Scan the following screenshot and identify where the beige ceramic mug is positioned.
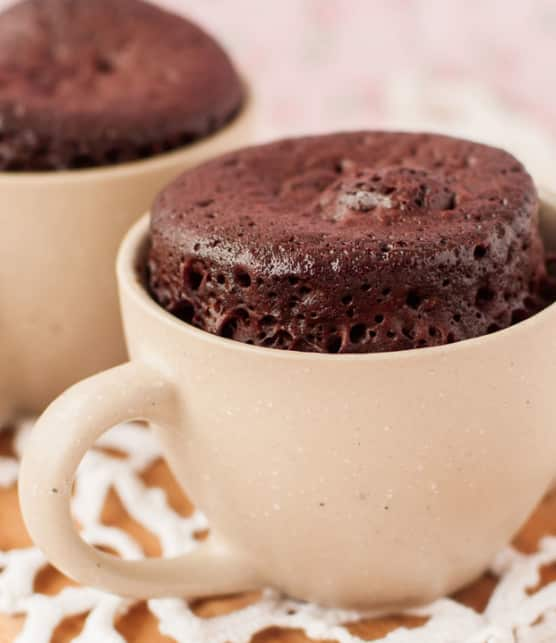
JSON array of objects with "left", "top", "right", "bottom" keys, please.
[
  {"left": 0, "top": 94, "right": 254, "bottom": 423},
  {"left": 19, "top": 191, "right": 556, "bottom": 610}
]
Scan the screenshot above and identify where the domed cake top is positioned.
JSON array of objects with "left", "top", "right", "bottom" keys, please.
[
  {"left": 0, "top": 0, "right": 244, "bottom": 170},
  {"left": 149, "top": 131, "right": 545, "bottom": 353}
]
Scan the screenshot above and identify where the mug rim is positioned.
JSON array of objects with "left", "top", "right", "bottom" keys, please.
[
  {"left": 117, "top": 192, "right": 556, "bottom": 364},
  {"left": 0, "top": 80, "right": 254, "bottom": 186}
]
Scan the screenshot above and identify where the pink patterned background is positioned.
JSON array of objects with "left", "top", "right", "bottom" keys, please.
[
  {"left": 1, "top": 0, "right": 554, "bottom": 181},
  {"left": 157, "top": 0, "right": 556, "bottom": 186}
]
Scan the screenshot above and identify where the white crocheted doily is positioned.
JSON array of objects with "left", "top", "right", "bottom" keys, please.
[{"left": 1, "top": 420, "right": 556, "bottom": 643}]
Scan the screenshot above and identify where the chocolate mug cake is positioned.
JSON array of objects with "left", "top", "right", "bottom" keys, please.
[
  {"left": 0, "top": 0, "right": 244, "bottom": 170},
  {"left": 19, "top": 189, "right": 556, "bottom": 608},
  {"left": 0, "top": 0, "right": 252, "bottom": 419},
  {"left": 149, "top": 131, "right": 549, "bottom": 353}
]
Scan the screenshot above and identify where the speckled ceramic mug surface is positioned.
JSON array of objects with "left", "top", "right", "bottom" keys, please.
[
  {"left": 19, "top": 190, "right": 556, "bottom": 610},
  {"left": 0, "top": 93, "right": 254, "bottom": 423}
]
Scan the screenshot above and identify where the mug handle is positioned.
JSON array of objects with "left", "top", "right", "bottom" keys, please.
[{"left": 19, "top": 362, "right": 263, "bottom": 598}]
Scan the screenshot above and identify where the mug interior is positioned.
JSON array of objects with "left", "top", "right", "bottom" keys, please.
[{"left": 118, "top": 191, "right": 556, "bottom": 363}]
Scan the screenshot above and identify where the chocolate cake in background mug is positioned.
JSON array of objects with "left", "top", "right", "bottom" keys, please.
[
  {"left": 0, "top": 0, "right": 244, "bottom": 170},
  {"left": 0, "top": 0, "right": 252, "bottom": 421},
  {"left": 148, "top": 131, "right": 549, "bottom": 353}
]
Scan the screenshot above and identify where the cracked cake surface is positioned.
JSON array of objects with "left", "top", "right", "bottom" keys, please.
[
  {"left": 0, "top": 0, "right": 244, "bottom": 170},
  {"left": 148, "top": 131, "right": 548, "bottom": 353}
]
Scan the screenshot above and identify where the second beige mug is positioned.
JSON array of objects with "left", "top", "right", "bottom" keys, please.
[
  {"left": 0, "top": 94, "right": 253, "bottom": 423},
  {"left": 19, "top": 192, "right": 556, "bottom": 610}
]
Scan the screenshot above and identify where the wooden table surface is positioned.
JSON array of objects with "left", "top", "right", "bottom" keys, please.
[{"left": 1, "top": 426, "right": 556, "bottom": 643}]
